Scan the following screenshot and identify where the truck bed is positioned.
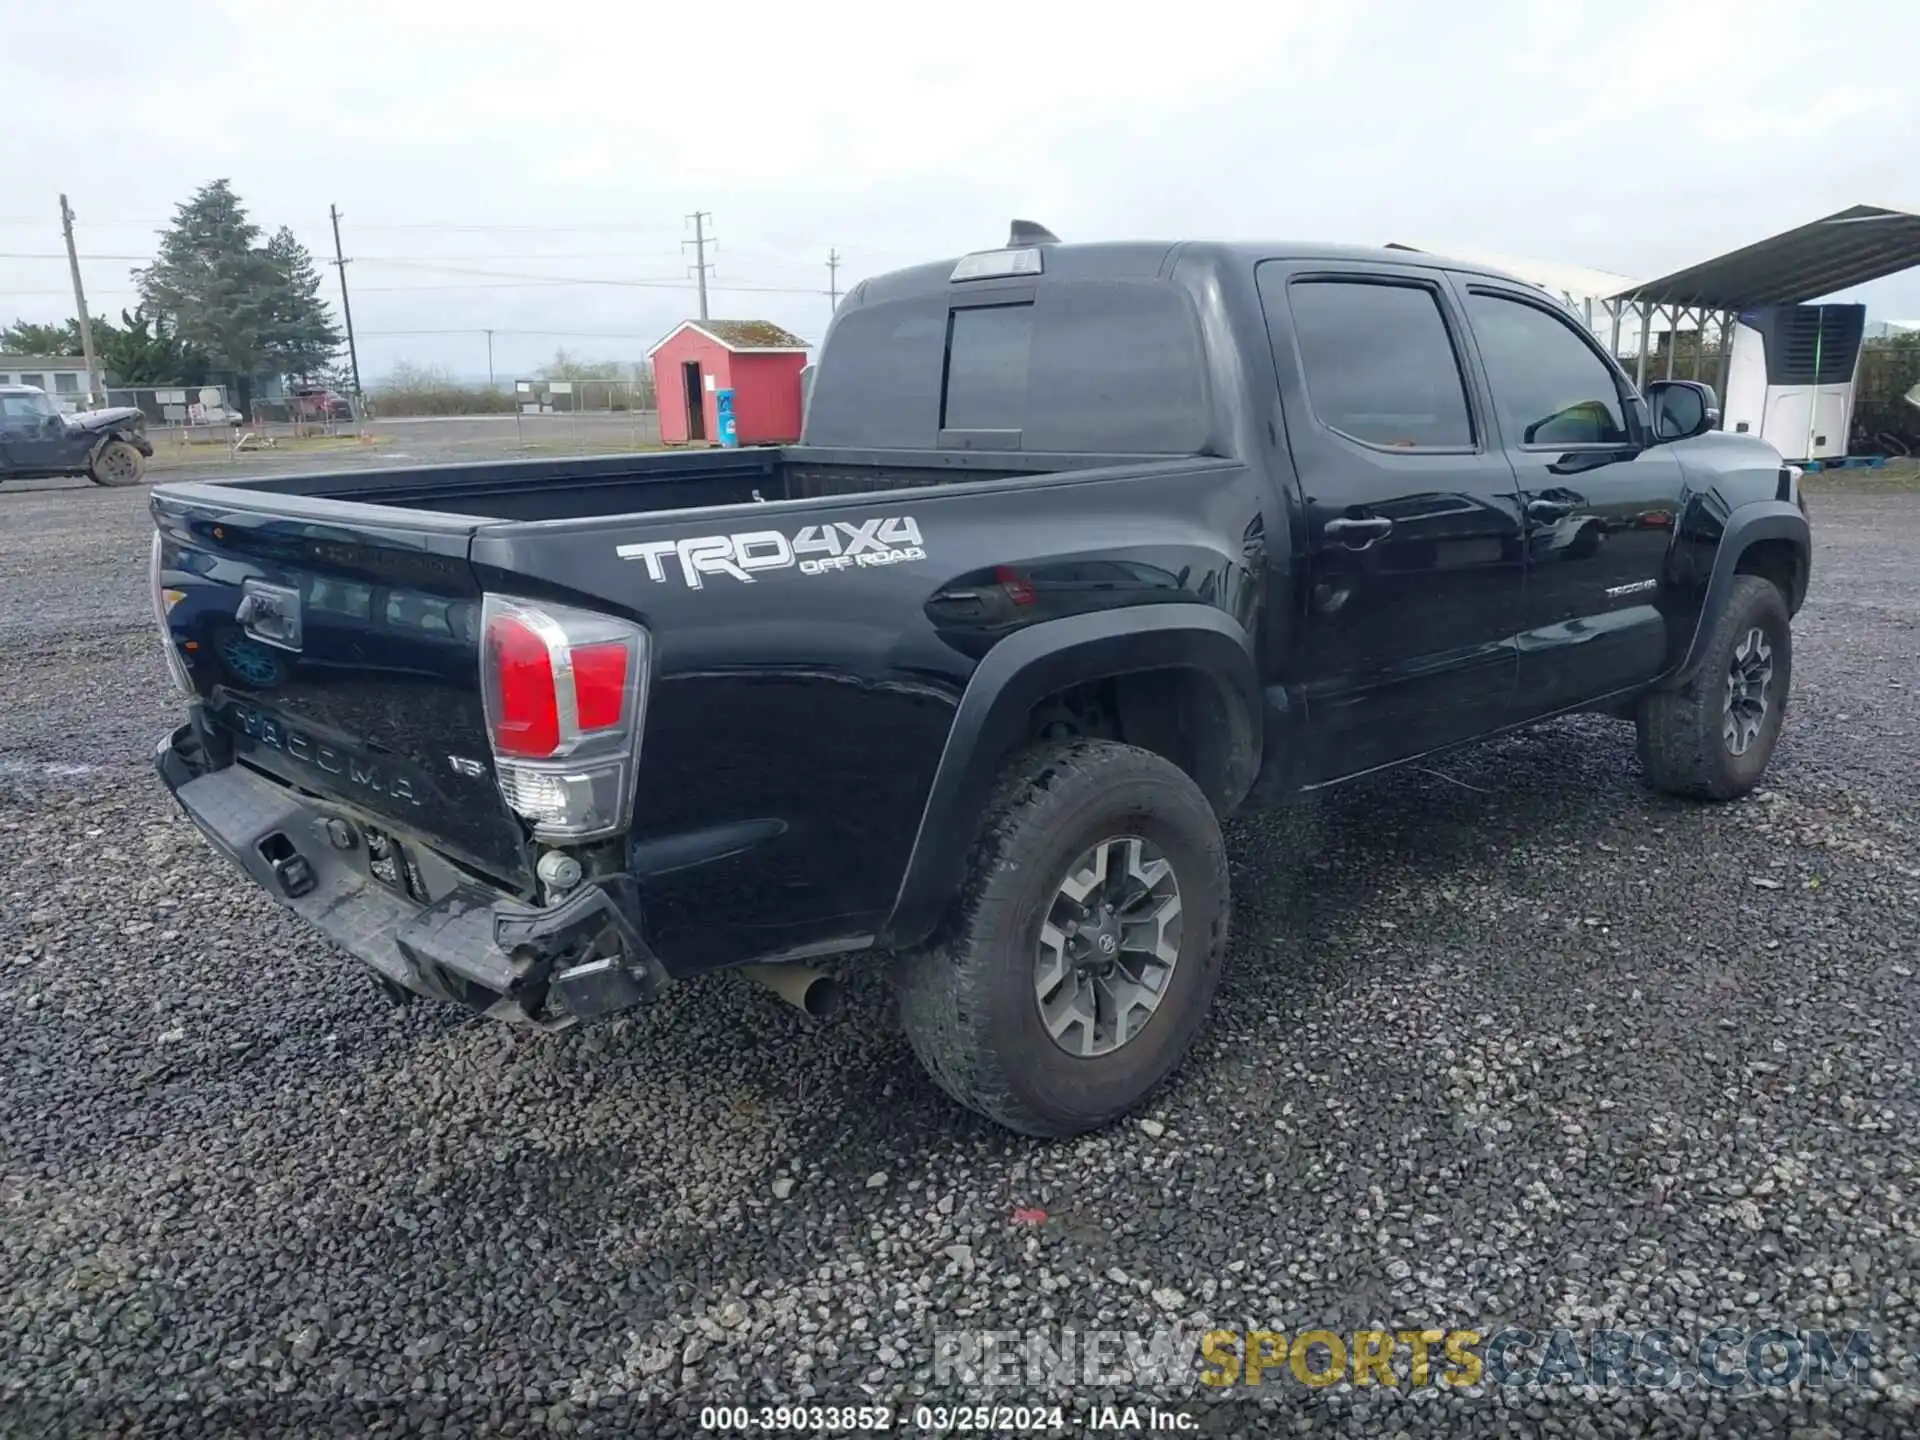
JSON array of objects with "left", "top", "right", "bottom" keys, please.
[{"left": 221, "top": 445, "right": 1062, "bottom": 523}]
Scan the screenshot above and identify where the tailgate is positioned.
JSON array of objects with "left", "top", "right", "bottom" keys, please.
[{"left": 151, "top": 488, "right": 533, "bottom": 889}]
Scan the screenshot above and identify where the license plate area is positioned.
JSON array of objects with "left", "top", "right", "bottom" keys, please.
[{"left": 237, "top": 578, "right": 304, "bottom": 651}]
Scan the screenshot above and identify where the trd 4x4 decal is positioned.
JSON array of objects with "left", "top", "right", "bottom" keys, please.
[{"left": 618, "top": 516, "right": 926, "bottom": 588}]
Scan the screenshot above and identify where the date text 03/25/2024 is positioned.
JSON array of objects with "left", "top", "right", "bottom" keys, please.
[{"left": 695, "top": 1403, "right": 1194, "bottom": 1431}]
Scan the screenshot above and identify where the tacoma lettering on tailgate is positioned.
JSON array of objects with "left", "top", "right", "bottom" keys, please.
[{"left": 228, "top": 704, "right": 423, "bottom": 807}]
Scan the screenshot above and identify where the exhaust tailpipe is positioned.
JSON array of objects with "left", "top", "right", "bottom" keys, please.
[{"left": 742, "top": 963, "right": 841, "bottom": 1019}]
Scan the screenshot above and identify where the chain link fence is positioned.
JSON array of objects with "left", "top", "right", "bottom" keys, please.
[
  {"left": 509, "top": 378, "right": 661, "bottom": 448},
  {"left": 512, "top": 377, "right": 657, "bottom": 414},
  {"left": 97, "top": 385, "right": 251, "bottom": 464},
  {"left": 247, "top": 387, "right": 364, "bottom": 433},
  {"left": 102, "top": 384, "right": 244, "bottom": 431},
  {"left": 87, "top": 382, "right": 379, "bottom": 464}
]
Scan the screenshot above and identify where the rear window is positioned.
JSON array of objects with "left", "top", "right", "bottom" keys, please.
[
  {"left": 806, "top": 279, "right": 1207, "bottom": 454},
  {"left": 942, "top": 305, "right": 1033, "bottom": 432},
  {"left": 1283, "top": 279, "right": 1474, "bottom": 449}
]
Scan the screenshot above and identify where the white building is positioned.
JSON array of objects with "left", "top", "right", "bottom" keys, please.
[{"left": 0, "top": 354, "right": 93, "bottom": 411}]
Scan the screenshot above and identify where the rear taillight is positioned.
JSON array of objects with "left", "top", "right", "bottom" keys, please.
[
  {"left": 486, "top": 610, "right": 562, "bottom": 758},
  {"left": 148, "top": 533, "right": 193, "bottom": 696},
  {"left": 478, "top": 594, "right": 650, "bottom": 842}
]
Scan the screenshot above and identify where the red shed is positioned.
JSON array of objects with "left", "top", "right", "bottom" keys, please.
[{"left": 647, "top": 319, "right": 810, "bottom": 446}]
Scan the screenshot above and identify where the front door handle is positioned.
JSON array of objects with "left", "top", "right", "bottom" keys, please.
[
  {"left": 1323, "top": 515, "right": 1394, "bottom": 549},
  {"left": 1527, "top": 499, "right": 1575, "bottom": 521}
]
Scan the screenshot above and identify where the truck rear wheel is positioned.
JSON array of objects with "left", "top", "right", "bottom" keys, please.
[
  {"left": 88, "top": 440, "right": 147, "bottom": 487},
  {"left": 1637, "top": 573, "right": 1792, "bottom": 800},
  {"left": 894, "top": 740, "right": 1229, "bottom": 1138}
]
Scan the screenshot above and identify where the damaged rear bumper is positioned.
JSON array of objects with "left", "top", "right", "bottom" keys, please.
[{"left": 153, "top": 722, "right": 668, "bottom": 1026}]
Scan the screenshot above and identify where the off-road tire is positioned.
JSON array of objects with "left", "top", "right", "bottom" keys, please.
[
  {"left": 87, "top": 440, "right": 147, "bottom": 487},
  {"left": 894, "top": 739, "right": 1230, "bottom": 1138},
  {"left": 1637, "top": 574, "right": 1792, "bottom": 800}
]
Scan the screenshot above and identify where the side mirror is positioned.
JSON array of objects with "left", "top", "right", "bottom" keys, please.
[{"left": 1647, "top": 380, "right": 1719, "bottom": 442}]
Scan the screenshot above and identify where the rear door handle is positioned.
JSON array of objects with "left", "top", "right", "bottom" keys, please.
[
  {"left": 1526, "top": 499, "right": 1575, "bottom": 521},
  {"left": 1323, "top": 515, "right": 1394, "bottom": 548}
]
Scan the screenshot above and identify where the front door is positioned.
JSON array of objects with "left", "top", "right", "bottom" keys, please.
[
  {"left": 1257, "top": 262, "right": 1528, "bottom": 783},
  {"left": 0, "top": 391, "right": 68, "bottom": 473},
  {"left": 1454, "top": 283, "right": 1686, "bottom": 717},
  {"left": 682, "top": 361, "right": 707, "bottom": 441}
]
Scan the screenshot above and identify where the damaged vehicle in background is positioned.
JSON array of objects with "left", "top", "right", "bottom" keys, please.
[{"left": 0, "top": 384, "right": 153, "bottom": 486}]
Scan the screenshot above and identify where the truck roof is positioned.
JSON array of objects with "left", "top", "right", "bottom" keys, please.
[
  {"left": 810, "top": 234, "right": 1548, "bottom": 453},
  {"left": 850, "top": 238, "right": 1534, "bottom": 306}
]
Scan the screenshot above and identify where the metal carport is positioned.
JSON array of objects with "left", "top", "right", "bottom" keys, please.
[{"left": 1604, "top": 204, "right": 1920, "bottom": 390}]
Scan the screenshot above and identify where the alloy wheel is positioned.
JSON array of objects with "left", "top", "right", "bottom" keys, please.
[
  {"left": 1033, "top": 835, "right": 1183, "bottom": 1058},
  {"left": 1723, "top": 626, "right": 1774, "bottom": 756}
]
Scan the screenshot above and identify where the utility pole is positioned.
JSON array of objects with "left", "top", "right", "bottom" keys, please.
[
  {"left": 484, "top": 329, "right": 495, "bottom": 388},
  {"left": 684, "top": 211, "right": 714, "bottom": 320},
  {"left": 328, "top": 204, "right": 363, "bottom": 399},
  {"left": 827, "top": 248, "right": 841, "bottom": 312},
  {"left": 58, "top": 195, "right": 102, "bottom": 408}
]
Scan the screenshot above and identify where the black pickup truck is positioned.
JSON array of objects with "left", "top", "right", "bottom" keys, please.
[{"left": 150, "top": 225, "right": 1811, "bottom": 1137}]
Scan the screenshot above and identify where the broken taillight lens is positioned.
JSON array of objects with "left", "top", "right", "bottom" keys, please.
[{"left": 478, "top": 595, "right": 650, "bottom": 841}]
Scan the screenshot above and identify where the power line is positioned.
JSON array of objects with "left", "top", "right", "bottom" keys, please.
[
  {"left": 354, "top": 257, "right": 823, "bottom": 296},
  {"left": 350, "top": 325, "right": 823, "bottom": 375},
  {"left": 1, "top": 275, "right": 831, "bottom": 300},
  {"left": 0, "top": 216, "right": 924, "bottom": 254},
  {"left": 353, "top": 280, "right": 658, "bottom": 292},
  {"left": 347, "top": 220, "right": 689, "bottom": 235},
  {"left": 2, "top": 209, "right": 848, "bottom": 314},
  {"left": 1, "top": 250, "right": 693, "bottom": 263},
  {"left": 359, "top": 326, "right": 699, "bottom": 339},
  {"left": 363, "top": 250, "right": 689, "bottom": 262},
  {"left": 0, "top": 217, "right": 168, "bottom": 227},
  {"left": 0, "top": 252, "right": 152, "bottom": 261}
]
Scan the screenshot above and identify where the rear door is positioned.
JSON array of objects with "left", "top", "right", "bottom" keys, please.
[
  {"left": 152, "top": 490, "right": 533, "bottom": 889},
  {"left": 1453, "top": 282, "right": 1685, "bottom": 716},
  {"left": 1256, "top": 261, "right": 1527, "bottom": 782}
]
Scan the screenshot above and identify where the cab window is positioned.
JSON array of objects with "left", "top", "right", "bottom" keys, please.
[
  {"left": 1466, "top": 290, "right": 1631, "bottom": 447},
  {"left": 1283, "top": 279, "right": 1475, "bottom": 449}
]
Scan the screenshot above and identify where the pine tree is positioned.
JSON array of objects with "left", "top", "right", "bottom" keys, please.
[
  {"left": 261, "top": 226, "right": 342, "bottom": 380},
  {"left": 135, "top": 180, "right": 340, "bottom": 399},
  {"left": 136, "top": 180, "right": 277, "bottom": 382}
]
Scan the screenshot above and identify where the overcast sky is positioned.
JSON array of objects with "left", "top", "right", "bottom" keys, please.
[{"left": 4, "top": 0, "right": 1915, "bottom": 382}]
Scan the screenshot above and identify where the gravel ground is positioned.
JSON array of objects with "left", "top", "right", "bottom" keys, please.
[{"left": 2, "top": 473, "right": 1917, "bottom": 1437}]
